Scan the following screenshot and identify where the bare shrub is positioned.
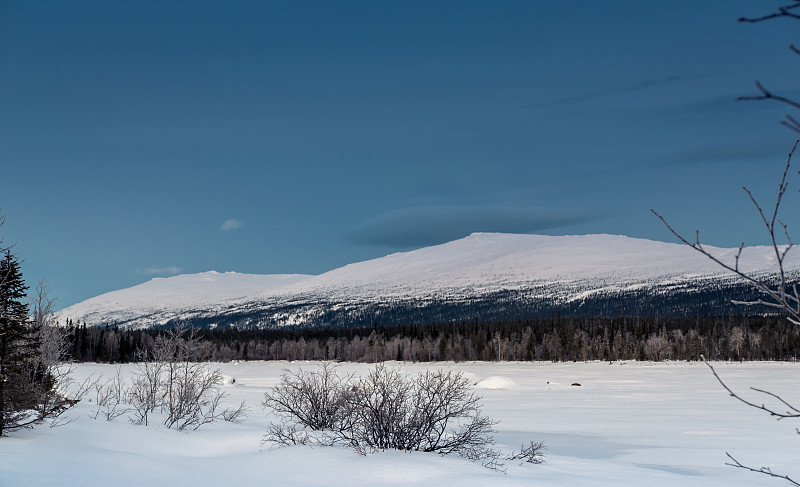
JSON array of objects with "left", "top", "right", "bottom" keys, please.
[
  {"left": 27, "top": 280, "right": 82, "bottom": 427},
  {"left": 264, "top": 420, "right": 315, "bottom": 446},
  {"left": 221, "top": 401, "right": 249, "bottom": 423},
  {"left": 89, "top": 368, "right": 129, "bottom": 421},
  {"left": 107, "top": 323, "right": 247, "bottom": 430},
  {"left": 146, "top": 324, "right": 247, "bottom": 430},
  {"left": 263, "top": 363, "right": 542, "bottom": 470},
  {"left": 128, "top": 354, "right": 165, "bottom": 426},
  {"left": 263, "top": 362, "right": 352, "bottom": 431},
  {"left": 340, "top": 366, "right": 497, "bottom": 456},
  {"left": 507, "top": 440, "right": 546, "bottom": 465}
]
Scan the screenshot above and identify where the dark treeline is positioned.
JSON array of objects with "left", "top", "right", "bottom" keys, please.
[{"left": 62, "top": 315, "right": 800, "bottom": 363}]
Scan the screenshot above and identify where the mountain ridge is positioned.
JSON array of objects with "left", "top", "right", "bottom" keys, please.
[{"left": 56, "top": 233, "right": 799, "bottom": 329}]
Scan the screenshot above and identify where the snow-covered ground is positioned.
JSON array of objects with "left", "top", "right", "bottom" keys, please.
[{"left": 2, "top": 361, "right": 798, "bottom": 486}]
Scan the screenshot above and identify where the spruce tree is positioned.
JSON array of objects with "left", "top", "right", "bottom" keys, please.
[{"left": 0, "top": 249, "right": 41, "bottom": 435}]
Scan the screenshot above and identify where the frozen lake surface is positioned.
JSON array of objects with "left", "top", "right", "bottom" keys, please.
[{"left": 1, "top": 360, "right": 798, "bottom": 486}]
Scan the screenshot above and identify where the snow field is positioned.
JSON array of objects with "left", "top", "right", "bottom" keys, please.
[{"left": 1, "top": 361, "right": 798, "bottom": 486}]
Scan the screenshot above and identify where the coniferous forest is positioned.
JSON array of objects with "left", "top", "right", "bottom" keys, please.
[{"left": 62, "top": 315, "right": 800, "bottom": 364}]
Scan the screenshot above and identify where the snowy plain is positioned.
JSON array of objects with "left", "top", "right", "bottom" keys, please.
[{"left": 1, "top": 361, "right": 798, "bottom": 487}]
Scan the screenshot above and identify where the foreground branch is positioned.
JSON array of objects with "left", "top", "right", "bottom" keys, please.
[
  {"left": 726, "top": 453, "right": 800, "bottom": 487},
  {"left": 650, "top": 140, "right": 800, "bottom": 325},
  {"left": 739, "top": 2, "right": 800, "bottom": 23},
  {"left": 702, "top": 358, "right": 800, "bottom": 421},
  {"left": 702, "top": 358, "right": 799, "bottom": 485}
]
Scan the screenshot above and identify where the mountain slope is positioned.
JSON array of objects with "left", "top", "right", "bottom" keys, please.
[
  {"left": 57, "top": 233, "right": 799, "bottom": 329},
  {"left": 256, "top": 233, "right": 783, "bottom": 298},
  {"left": 58, "top": 271, "right": 311, "bottom": 327}
]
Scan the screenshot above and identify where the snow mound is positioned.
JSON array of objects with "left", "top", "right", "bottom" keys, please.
[{"left": 474, "top": 376, "right": 518, "bottom": 390}]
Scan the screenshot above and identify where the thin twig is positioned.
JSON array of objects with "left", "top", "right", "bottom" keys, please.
[
  {"left": 739, "top": 2, "right": 800, "bottom": 23},
  {"left": 726, "top": 453, "right": 800, "bottom": 486},
  {"left": 650, "top": 140, "right": 800, "bottom": 324},
  {"left": 782, "top": 117, "right": 800, "bottom": 135},
  {"left": 702, "top": 358, "right": 800, "bottom": 420},
  {"left": 738, "top": 81, "right": 800, "bottom": 111},
  {"left": 652, "top": 208, "right": 798, "bottom": 320}
]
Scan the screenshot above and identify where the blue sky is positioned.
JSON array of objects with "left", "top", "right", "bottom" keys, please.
[{"left": 1, "top": 1, "right": 798, "bottom": 309}]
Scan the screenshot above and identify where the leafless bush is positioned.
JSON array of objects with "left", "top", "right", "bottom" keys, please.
[
  {"left": 27, "top": 281, "right": 82, "bottom": 426},
  {"left": 264, "top": 420, "right": 315, "bottom": 446},
  {"left": 506, "top": 441, "right": 546, "bottom": 465},
  {"left": 128, "top": 354, "right": 165, "bottom": 426},
  {"left": 221, "top": 401, "right": 249, "bottom": 423},
  {"left": 340, "top": 366, "right": 497, "bottom": 456},
  {"left": 89, "top": 368, "right": 129, "bottom": 422},
  {"left": 142, "top": 324, "right": 221, "bottom": 429},
  {"left": 163, "top": 363, "right": 224, "bottom": 430},
  {"left": 121, "top": 323, "right": 247, "bottom": 430},
  {"left": 263, "top": 363, "right": 543, "bottom": 470},
  {"left": 47, "top": 375, "right": 95, "bottom": 429},
  {"left": 263, "top": 362, "right": 353, "bottom": 431}
]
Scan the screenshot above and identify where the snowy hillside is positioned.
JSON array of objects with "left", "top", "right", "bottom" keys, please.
[
  {"left": 57, "top": 271, "right": 311, "bottom": 327},
  {"left": 57, "top": 233, "right": 800, "bottom": 329},
  {"left": 256, "top": 232, "right": 789, "bottom": 299}
]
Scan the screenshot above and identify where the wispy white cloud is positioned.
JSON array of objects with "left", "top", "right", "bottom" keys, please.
[
  {"left": 138, "top": 265, "right": 183, "bottom": 276},
  {"left": 220, "top": 219, "right": 244, "bottom": 232}
]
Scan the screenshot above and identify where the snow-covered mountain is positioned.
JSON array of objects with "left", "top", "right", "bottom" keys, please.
[
  {"left": 56, "top": 233, "right": 800, "bottom": 329},
  {"left": 58, "top": 272, "right": 312, "bottom": 328}
]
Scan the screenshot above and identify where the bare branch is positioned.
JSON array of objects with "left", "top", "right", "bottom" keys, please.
[
  {"left": 701, "top": 357, "right": 800, "bottom": 484},
  {"left": 739, "top": 3, "right": 800, "bottom": 23},
  {"left": 738, "top": 81, "right": 800, "bottom": 112},
  {"left": 651, "top": 140, "right": 800, "bottom": 324},
  {"left": 652, "top": 208, "right": 799, "bottom": 320},
  {"left": 750, "top": 387, "right": 800, "bottom": 415},
  {"left": 702, "top": 359, "right": 800, "bottom": 420},
  {"left": 782, "top": 118, "right": 800, "bottom": 135},
  {"left": 726, "top": 453, "right": 800, "bottom": 486}
]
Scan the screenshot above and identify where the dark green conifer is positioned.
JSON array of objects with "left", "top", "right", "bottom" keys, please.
[{"left": 0, "top": 249, "right": 41, "bottom": 435}]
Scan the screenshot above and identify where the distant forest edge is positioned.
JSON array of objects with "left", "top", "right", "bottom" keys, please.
[{"left": 63, "top": 316, "right": 800, "bottom": 363}]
